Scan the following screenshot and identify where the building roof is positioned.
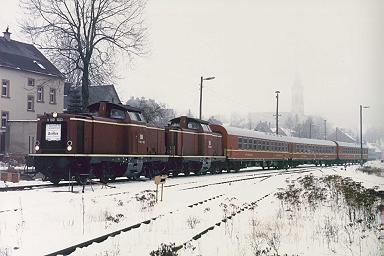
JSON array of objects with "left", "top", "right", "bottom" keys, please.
[
  {"left": 63, "top": 84, "right": 121, "bottom": 110},
  {"left": 254, "top": 121, "right": 273, "bottom": 133},
  {"left": 88, "top": 85, "right": 121, "bottom": 104},
  {"left": 0, "top": 30, "right": 63, "bottom": 78}
]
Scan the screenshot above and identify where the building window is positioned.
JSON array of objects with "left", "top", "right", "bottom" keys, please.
[
  {"left": 1, "top": 112, "right": 8, "bottom": 129},
  {"left": 2, "top": 80, "right": 10, "bottom": 97},
  {"left": 49, "top": 88, "right": 56, "bottom": 103},
  {"left": 28, "top": 78, "right": 35, "bottom": 87},
  {"left": 27, "top": 95, "right": 35, "bottom": 111},
  {"left": 37, "top": 87, "right": 44, "bottom": 102}
]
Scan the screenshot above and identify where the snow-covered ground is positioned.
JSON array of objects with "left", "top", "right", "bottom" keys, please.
[{"left": 0, "top": 161, "right": 382, "bottom": 256}]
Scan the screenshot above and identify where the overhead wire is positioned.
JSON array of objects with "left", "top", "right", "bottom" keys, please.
[{"left": 131, "top": 67, "right": 260, "bottom": 113}]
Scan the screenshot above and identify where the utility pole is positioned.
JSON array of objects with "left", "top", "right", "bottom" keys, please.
[
  {"left": 275, "top": 91, "right": 280, "bottom": 135},
  {"left": 199, "top": 76, "right": 215, "bottom": 120}
]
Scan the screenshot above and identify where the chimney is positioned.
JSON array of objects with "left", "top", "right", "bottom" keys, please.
[{"left": 3, "top": 27, "right": 11, "bottom": 42}]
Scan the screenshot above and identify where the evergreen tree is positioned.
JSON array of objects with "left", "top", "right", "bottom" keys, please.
[{"left": 67, "top": 87, "right": 83, "bottom": 113}]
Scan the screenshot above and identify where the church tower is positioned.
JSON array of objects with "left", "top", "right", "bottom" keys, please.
[{"left": 291, "top": 69, "right": 304, "bottom": 121}]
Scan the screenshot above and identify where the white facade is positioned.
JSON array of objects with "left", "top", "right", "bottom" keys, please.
[
  {"left": 1, "top": 67, "right": 64, "bottom": 122},
  {"left": 0, "top": 29, "right": 64, "bottom": 155}
]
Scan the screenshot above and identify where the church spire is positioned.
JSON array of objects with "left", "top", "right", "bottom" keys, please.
[{"left": 291, "top": 68, "right": 304, "bottom": 121}]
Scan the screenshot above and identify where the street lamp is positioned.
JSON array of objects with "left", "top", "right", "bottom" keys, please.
[
  {"left": 360, "top": 105, "right": 369, "bottom": 166},
  {"left": 199, "top": 76, "right": 215, "bottom": 120},
  {"left": 309, "top": 123, "right": 315, "bottom": 139},
  {"left": 275, "top": 91, "right": 280, "bottom": 135}
]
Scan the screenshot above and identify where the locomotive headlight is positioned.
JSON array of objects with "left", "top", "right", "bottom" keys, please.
[
  {"left": 52, "top": 112, "right": 58, "bottom": 118},
  {"left": 66, "top": 140, "right": 73, "bottom": 151},
  {"left": 35, "top": 141, "right": 40, "bottom": 151}
]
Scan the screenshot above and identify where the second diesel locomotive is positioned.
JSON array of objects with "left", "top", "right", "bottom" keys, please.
[{"left": 27, "top": 101, "right": 367, "bottom": 184}]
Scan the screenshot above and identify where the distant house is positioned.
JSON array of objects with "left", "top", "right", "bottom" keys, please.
[
  {"left": 327, "top": 128, "right": 356, "bottom": 143},
  {"left": 0, "top": 28, "right": 64, "bottom": 155},
  {"left": 254, "top": 121, "right": 273, "bottom": 133},
  {"left": 64, "top": 84, "right": 121, "bottom": 111}
]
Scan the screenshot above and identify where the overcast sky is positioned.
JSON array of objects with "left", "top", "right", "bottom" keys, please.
[{"left": 1, "top": 0, "right": 383, "bottom": 132}]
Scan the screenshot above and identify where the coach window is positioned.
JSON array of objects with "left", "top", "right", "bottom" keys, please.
[
  {"left": 270, "top": 141, "right": 274, "bottom": 151},
  {"left": 248, "top": 139, "right": 252, "bottom": 150},
  {"left": 258, "top": 140, "right": 261, "bottom": 150},
  {"left": 266, "top": 141, "right": 269, "bottom": 151},
  {"left": 261, "top": 140, "right": 265, "bottom": 150},
  {"left": 253, "top": 139, "right": 257, "bottom": 150},
  {"left": 243, "top": 138, "right": 248, "bottom": 150},
  {"left": 238, "top": 137, "right": 243, "bottom": 149}
]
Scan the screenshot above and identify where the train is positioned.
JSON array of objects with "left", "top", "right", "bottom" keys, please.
[{"left": 26, "top": 101, "right": 368, "bottom": 184}]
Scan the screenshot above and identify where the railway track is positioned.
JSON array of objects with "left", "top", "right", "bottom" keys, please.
[
  {"left": 41, "top": 167, "right": 315, "bottom": 255},
  {"left": 0, "top": 165, "right": 320, "bottom": 193}
]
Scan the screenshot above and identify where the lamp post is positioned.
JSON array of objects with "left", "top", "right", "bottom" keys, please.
[
  {"left": 309, "top": 123, "right": 314, "bottom": 139},
  {"left": 360, "top": 105, "right": 369, "bottom": 166},
  {"left": 199, "top": 76, "right": 215, "bottom": 120},
  {"left": 324, "top": 120, "right": 327, "bottom": 140},
  {"left": 275, "top": 91, "right": 280, "bottom": 135}
]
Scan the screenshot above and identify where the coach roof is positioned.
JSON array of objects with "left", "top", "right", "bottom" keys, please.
[{"left": 223, "top": 125, "right": 336, "bottom": 146}]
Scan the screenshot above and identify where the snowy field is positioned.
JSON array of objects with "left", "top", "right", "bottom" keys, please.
[{"left": 0, "top": 161, "right": 382, "bottom": 256}]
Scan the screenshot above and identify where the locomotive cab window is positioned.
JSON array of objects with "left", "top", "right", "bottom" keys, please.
[
  {"left": 201, "top": 124, "right": 211, "bottom": 132},
  {"left": 89, "top": 109, "right": 99, "bottom": 116},
  {"left": 187, "top": 122, "right": 200, "bottom": 130},
  {"left": 129, "top": 111, "right": 145, "bottom": 122},
  {"left": 170, "top": 121, "right": 180, "bottom": 127},
  {"left": 110, "top": 109, "right": 126, "bottom": 119}
]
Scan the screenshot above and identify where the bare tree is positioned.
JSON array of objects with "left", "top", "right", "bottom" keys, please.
[
  {"left": 20, "top": 0, "right": 148, "bottom": 109},
  {"left": 126, "top": 97, "right": 166, "bottom": 124}
]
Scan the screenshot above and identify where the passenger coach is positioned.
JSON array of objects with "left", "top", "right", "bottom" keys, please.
[{"left": 210, "top": 124, "right": 291, "bottom": 170}]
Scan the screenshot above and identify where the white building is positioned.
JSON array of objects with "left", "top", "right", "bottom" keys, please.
[{"left": 0, "top": 28, "right": 64, "bottom": 156}]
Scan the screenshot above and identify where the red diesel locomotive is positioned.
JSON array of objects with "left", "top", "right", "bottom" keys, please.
[{"left": 27, "top": 101, "right": 367, "bottom": 184}]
